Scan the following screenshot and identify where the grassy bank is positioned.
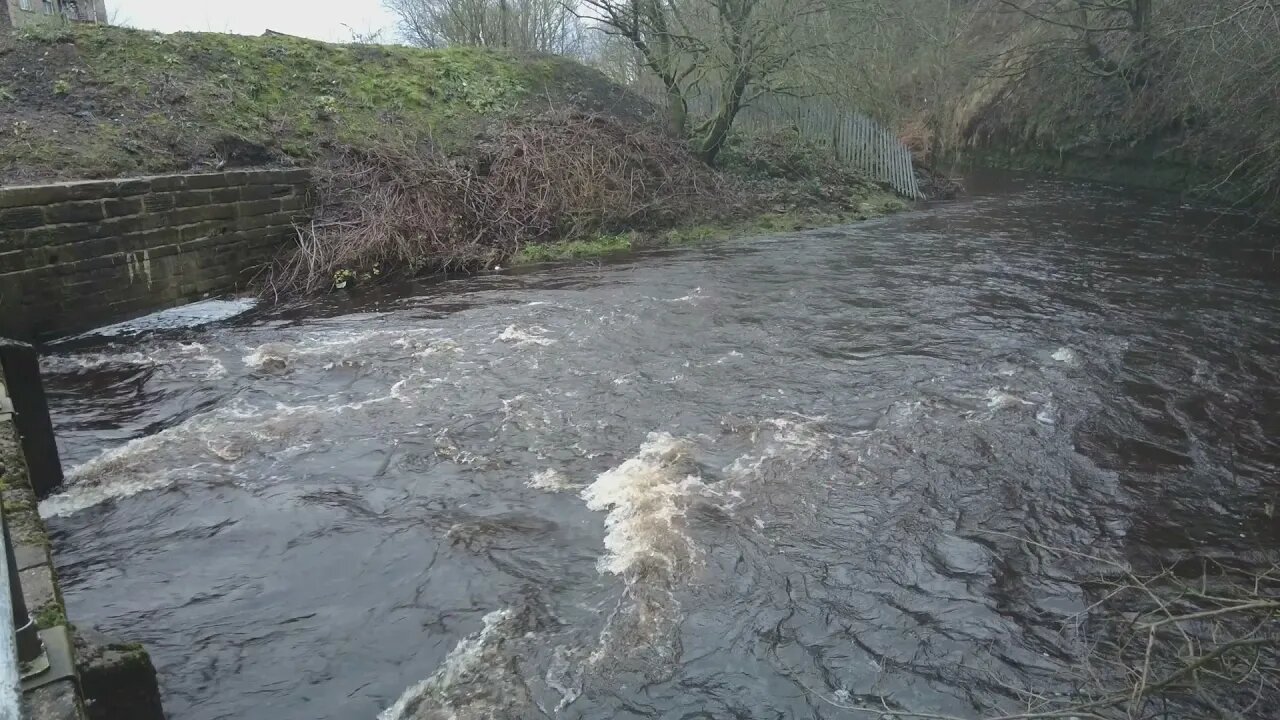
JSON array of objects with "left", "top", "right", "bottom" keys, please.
[
  {"left": 0, "top": 23, "right": 648, "bottom": 184},
  {"left": 3, "top": 24, "right": 911, "bottom": 293},
  {"left": 511, "top": 193, "right": 907, "bottom": 265}
]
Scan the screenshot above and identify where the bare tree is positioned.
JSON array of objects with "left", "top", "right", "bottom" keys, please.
[
  {"left": 386, "top": 0, "right": 584, "bottom": 55},
  {"left": 580, "top": 0, "right": 832, "bottom": 164}
]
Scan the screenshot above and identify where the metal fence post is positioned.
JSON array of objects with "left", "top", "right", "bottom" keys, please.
[{"left": 0, "top": 341, "right": 63, "bottom": 499}]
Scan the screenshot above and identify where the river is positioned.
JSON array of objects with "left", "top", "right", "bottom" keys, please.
[{"left": 36, "top": 174, "right": 1280, "bottom": 719}]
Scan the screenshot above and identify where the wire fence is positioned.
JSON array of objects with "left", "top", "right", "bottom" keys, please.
[{"left": 687, "top": 94, "right": 923, "bottom": 199}]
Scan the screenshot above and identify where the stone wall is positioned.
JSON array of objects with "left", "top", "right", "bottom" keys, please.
[{"left": 0, "top": 169, "right": 310, "bottom": 339}]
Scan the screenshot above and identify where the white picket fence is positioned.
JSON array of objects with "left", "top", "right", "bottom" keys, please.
[{"left": 683, "top": 94, "right": 924, "bottom": 199}]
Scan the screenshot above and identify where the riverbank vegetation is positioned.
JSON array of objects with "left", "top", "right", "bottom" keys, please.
[
  {"left": 812, "top": 0, "right": 1280, "bottom": 213},
  {"left": 379, "top": 1, "right": 1279, "bottom": 212},
  {"left": 270, "top": 116, "right": 899, "bottom": 292},
  {"left": 2, "top": 22, "right": 908, "bottom": 291},
  {"left": 826, "top": 534, "right": 1280, "bottom": 720}
]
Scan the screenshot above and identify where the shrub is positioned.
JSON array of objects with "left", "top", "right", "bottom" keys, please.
[
  {"left": 15, "top": 19, "right": 75, "bottom": 44},
  {"left": 718, "top": 127, "right": 861, "bottom": 185},
  {"left": 268, "top": 111, "right": 721, "bottom": 293}
]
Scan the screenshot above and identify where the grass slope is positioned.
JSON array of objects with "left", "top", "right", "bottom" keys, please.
[{"left": 0, "top": 23, "right": 651, "bottom": 184}]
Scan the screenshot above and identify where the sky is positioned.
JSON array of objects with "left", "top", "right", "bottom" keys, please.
[{"left": 107, "top": 0, "right": 403, "bottom": 43}]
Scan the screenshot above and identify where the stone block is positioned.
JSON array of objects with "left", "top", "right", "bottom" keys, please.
[
  {"left": 0, "top": 206, "right": 46, "bottom": 231},
  {"left": 173, "top": 190, "right": 213, "bottom": 208},
  {"left": 178, "top": 235, "right": 234, "bottom": 256},
  {"left": 241, "top": 169, "right": 289, "bottom": 185},
  {"left": 19, "top": 565, "right": 56, "bottom": 610},
  {"left": 142, "top": 244, "right": 183, "bottom": 261},
  {"left": 64, "top": 274, "right": 125, "bottom": 296},
  {"left": 94, "top": 215, "right": 148, "bottom": 239},
  {"left": 184, "top": 173, "right": 230, "bottom": 190},
  {"left": 170, "top": 204, "right": 239, "bottom": 225},
  {"left": 147, "top": 175, "right": 188, "bottom": 192},
  {"left": 24, "top": 680, "right": 81, "bottom": 720},
  {"left": 143, "top": 193, "right": 177, "bottom": 213},
  {"left": 113, "top": 178, "right": 154, "bottom": 197},
  {"left": 53, "top": 253, "right": 125, "bottom": 277},
  {"left": 57, "top": 236, "right": 120, "bottom": 262},
  {"left": 238, "top": 210, "right": 296, "bottom": 231},
  {"left": 14, "top": 224, "right": 93, "bottom": 250},
  {"left": 237, "top": 199, "right": 282, "bottom": 217},
  {"left": 209, "top": 187, "right": 241, "bottom": 204},
  {"left": 0, "top": 185, "right": 67, "bottom": 210},
  {"left": 14, "top": 543, "right": 48, "bottom": 572},
  {"left": 102, "top": 197, "right": 144, "bottom": 219},
  {"left": 44, "top": 201, "right": 106, "bottom": 226},
  {"left": 238, "top": 184, "right": 292, "bottom": 201},
  {"left": 279, "top": 195, "right": 309, "bottom": 213},
  {"left": 0, "top": 250, "right": 27, "bottom": 274},
  {"left": 74, "top": 627, "right": 166, "bottom": 717},
  {"left": 116, "top": 229, "right": 177, "bottom": 255},
  {"left": 178, "top": 221, "right": 231, "bottom": 243}
]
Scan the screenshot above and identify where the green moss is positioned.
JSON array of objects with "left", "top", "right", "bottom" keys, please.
[
  {"left": 35, "top": 604, "right": 67, "bottom": 630},
  {"left": 512, "top": 189, "right": 906, "bottom": 266},
  {"left": 4, "top": 25, "right": 579, "bottom": 181},
  {"left": 14, "top": 19, "right": 75, "bottom": 44},
  {"left": 512, "top": 233, "right": 635, "bottom": 263}
]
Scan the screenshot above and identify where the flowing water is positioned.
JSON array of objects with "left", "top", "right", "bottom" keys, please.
[{"left": 38, "top": 175, "right": 1280, "bottom": 719}]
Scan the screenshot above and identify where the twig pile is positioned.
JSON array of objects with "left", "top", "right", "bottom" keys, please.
[{"left": 270, "top": 111, "right": 721, "bottom": 294}]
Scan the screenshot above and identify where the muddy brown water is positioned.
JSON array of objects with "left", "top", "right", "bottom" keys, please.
[{"left": 37, "top": 174, "right": 1280, "bottom": 719}]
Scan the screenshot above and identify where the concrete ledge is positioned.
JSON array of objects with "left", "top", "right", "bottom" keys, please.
[{"left": 0, "top": 368, "right": 166, "bottom": 720}]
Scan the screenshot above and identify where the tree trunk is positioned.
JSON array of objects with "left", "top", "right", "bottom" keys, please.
[
  {"left": 696, "top": 70, "right": 751, "bottom": 165},
  {"left": 499, "top": 0, "right": 510, "bottom": 48},
  {"left": 1132, "top": 0, "right": 1152, "bottom": 34},
  {"left": 665, "top": 82, "right": 689, "bottom": 138}
]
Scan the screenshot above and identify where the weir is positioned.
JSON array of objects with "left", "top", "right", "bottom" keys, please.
[{"left": 28, "top": 176, "right": 1280, "bottom": 720}]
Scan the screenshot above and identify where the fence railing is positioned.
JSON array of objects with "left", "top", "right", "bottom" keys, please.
[
  {"left": 0, "top": 340, "right": 77, "bottom": 720},
  {"left": 678, "top": 92, "right": 924, "bottom": 199},
  {"left": 0, "top": 503, "right": 44, "bottom": 720}
]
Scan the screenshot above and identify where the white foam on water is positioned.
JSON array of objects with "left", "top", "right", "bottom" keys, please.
[
  {"left": 986, "top": 388, "right": 1034, "bottom": 410},
  {"left": 63, "top": 298, "right": 257, "bottom": 340},
  {"left": 38, "top": 403, "right": 258, "bottom": 517},
  {"left": 759, "top": 416, "right": 832, "bottom": 458},
  {"left": 527, "top": 468, "right": 575, "bottom": 492},
  {"left": 497, "top": 325, "right": 555, "bottom": 347},
  {"left": 582, "top": 432, "right": 705, "bottom": 577},
  {"left": 243, "top": 327, "right": 445, "bottom": 370},
  {"left": 40, "top": 394, "right": 397, "bottom": 517},
  {"left": 242, "top": 342, "right": 293, "bottom": 371},
  {"left": 378, "top": 608, "right": 516, "bottom": 720},
  {"left": 1051, "top": 346, "right": 1080, "bottom": 366},
  {"left": 44, "top": 342, "right": 225, "bottom": 379},
  {"left": 661, "top": 287, "right": 703, "bottom": 303},
  {"left": 545, "top": 645, "right": 585, "bottom": 711},
  {"left": 412, "top": 338, "right": 462, "bottom": 359}
]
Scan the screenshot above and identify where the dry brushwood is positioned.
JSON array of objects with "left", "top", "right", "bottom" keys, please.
[
  {"left": 804, "top": 532, "right": 1280, "bottom": 720},
  {"left": 267, "top": 111, "right": 722, "bottom": 294}
]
